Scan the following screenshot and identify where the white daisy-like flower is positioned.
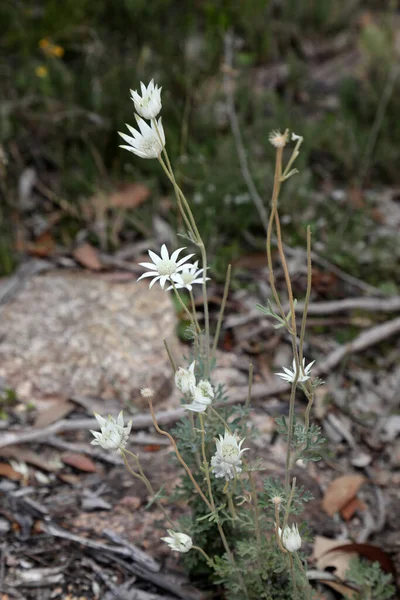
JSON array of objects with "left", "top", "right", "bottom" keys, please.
[
  {"left": 161, "top": 530, "right": 193, "bottom": 553},
  {"left": 90, "top": 411, "right": 132, "bottom": 453},
  {"left": 210, "top": 430, "right": 248, "bottom": 480},
  {"left": 278, "top": 524, "right": 302, "bottom": 553},
  {"left": 137, "top": 244, "right": 195, "bottom": 289},
  {"left": 268, "top": 129, "right": 289, "bottom": 148},
  {"left": 183, "top": 379, "right": 214, "bottom": 413},
  {"left": 168, "top": 261, "right": 209, "bottom": 291},
  {"left": 130, "top": 79, "right": 162, "bottom": 120},
  {"left": 119, "top": 115, "right": 165, "bottom": 159},
  {"left": 175, "top": 361, "right": 196, "bottom": 395},
  {"left": 276, "top": 358, "right": 315, "bottom": 384}
]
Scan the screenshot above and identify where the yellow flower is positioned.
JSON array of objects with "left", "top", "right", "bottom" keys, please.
[
  {"left": 39, "top": 38, "right": 50, "bottom": 49},
  {"left": 51, "top": 45, "right": 64, "bottom": 58},
  {"left": 35, "top": 65, "right": 48, "bottom": 78}
]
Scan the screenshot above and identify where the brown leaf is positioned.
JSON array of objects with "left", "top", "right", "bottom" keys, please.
[
  {"left": 73, "top": 243, "right": 102, "bottom": 270},
  {"left": 322, "top": 474, "right": 366, "bottom": 516},
  {"left": 325, "top": 543, "right": 396, "bottom": 575},
  {"left": 110, "top": 183, "right": 150, "bottom": 209},
  {"left": 27, "top": 231, "right": 55, "bottom": 257},
  {"left": 321, "top": 581, "right": 358, "bottom": 599},
  {"left": 61, "top": 453, "right": 97, "bottom": 473},
  {"left": 340, "top": 496, "right": 366, "bottom": 521},
  {"left": 313, "top": 536, "right": 356, "bottom": 580},
  {"left": 34, "top": 397, "right": 75, "bottom": 428},
  {"left": 0, "top": 462, "right": 22, "bottom": 480}
]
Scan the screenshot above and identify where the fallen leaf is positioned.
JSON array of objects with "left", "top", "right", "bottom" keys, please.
[
  {"left": 313, "top": 536, "right": 356, "bottom": 580},
  {"left": 118, "top": 495, "right": 141, "bottom": 510},
  {"left": 34, "top": 397, "right": 75, "bottom": 428},
  {"left": 27, "top": 231, "right": 55, "bottom": 257},
  {"left": 61, "top": 453, "right": 97, "bottom": 473},
  {"left": 143, "top": 444, "right": 161, "bottom": 452},
  {"left": 325, "top": 543, "right": 396, "bottom": 575},
  {"left": 0, "top": 462, "right": 22, "bottom": 480},
  {"left": 340, "top": 496, "right": 366, "bottom": 521},
  {"left": 110, "top": 183, "right": 150, "bottom": 208},
  {"left": 73, "top": 243, "right": 102, "bottom": 271},
  {"left": 322, "top": 474, "right": 366, "bottom": 516}
]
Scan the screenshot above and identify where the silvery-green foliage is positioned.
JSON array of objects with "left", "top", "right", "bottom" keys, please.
[{"left": 344, "top": 558, "right": 395, "bottom": 600}]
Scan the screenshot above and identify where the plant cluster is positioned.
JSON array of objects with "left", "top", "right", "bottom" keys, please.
[{"left": 88, "top": 80, "right": 395, "bottom": 599}]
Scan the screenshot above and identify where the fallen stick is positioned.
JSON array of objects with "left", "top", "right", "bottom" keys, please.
[{"left": 225, "top": 295, "right": 400, "bottom": 328}]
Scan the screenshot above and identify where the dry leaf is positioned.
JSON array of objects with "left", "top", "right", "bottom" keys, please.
[
  {"left": 320, "top": 580, "right": 358, "bottom": 598},
  {"left": 313, "top": 536, "right": 356, "bottom": 581},
  {"left": 27, "top": 231, "right": 55, "bottom": 257},
  {"left": 61, "top": 453, "right": 97, "bottom": 473},
  {"left": 322, "top": 474, "right": 366, "bottom": 516},
  {"left": 110, "top": 183, "right": 150, "bottom": 208},
  {"left": 73, "top": 243, "right": 102, "bottom": 271},
  {"left": 340, "top": 496, "right": 366, "bottom": 521},
  {"left": 0, "top": 462, "right": 22, "bottom": 480},
  {"left": 34, "top": 397, "right": 75, "bottom": 428}
]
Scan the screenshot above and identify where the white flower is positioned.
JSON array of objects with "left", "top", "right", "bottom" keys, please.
[
  {"left": 137, "top": 244, "right": 195, "bottom": 289},
  {"left": 140, "top": 386, "right": 154, "bottom": 399},
  {"left": 168, "top": 261, "right": 209, "bottom": 291},
  {"left": 119, "top": 115, "right": 165, "bottom": 159},
  {"left": 161, "top": 530, "right": 193, "bottom": 553},
  {"left": 211, "top": 430, "right": 248, "bottom": 480},
  {"left": 276, "top": 358, "right": 315, "bottom": 384},
  {"left": 183, "top": 379, "right": 214, "bottom": 413},
  {"left": 268, "top": 129, "right": 289, "bottom": 148},
  {"left": 175, "top": 361, "right": 196, "bottom": 395},
  {"left": 279, "top": 524, "right": 302, "bottom": 553},
  {"left": 130, "top": 79, "right": 162, "bottom": 120},
  {"left": 90, "top": 411, "right": 132, "bottom": 453},
  {"left": 291, "top": 132, "right": 302, "bottom": 142}
]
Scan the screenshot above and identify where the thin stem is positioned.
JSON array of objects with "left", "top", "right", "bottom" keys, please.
[
  {"left": 211, "top": 264, "right": 232, "bottom": 360},
  {"left": 198, "top": 242, "right": 210, "bottom": 379},
  {"left": 163, "top": 339, "right": 177, "bottom": 373},
  {"left": 147, "top": 398, "right": 212, "bottom": 509},
  {"left": 170, "top": 281, "right": 198, "bottom": 331},
  {"left": 244, "top": 363, "right": 253, "bottom": 413},
  {"left": 157, "top": 155, "right": 195, "bottom": 239},
  {"left": 299, "top": 227, "right": 312, "bottom": 368},
  {"left": 282, "top": 477, "right": 297, "bottom": 532},
  {"left": 289, "top": 553, "right": 299, "bottom": 599},
  {"left": 266, "top": 147, "right": 287, "bottom": 321},
  {"left": 122, "top": 450, "right": 176, "bottom": 528},
  {"left": 285, "top": 372, "right": 299, "bottom": 491},
  {"left": 198, "top": 413, "right": 215, "bottom": 510},
  {"left": 294, "top": 553, "right": 312, "bottom": 600},
  {"left": 189, "top": 288, "right": 201, "bottom": 335},
  {"left": 274, "top": 502, "right": 287, "bottom": 554},
  {"left": 193, "top": 545, "right": 213, "bottom": 567}
]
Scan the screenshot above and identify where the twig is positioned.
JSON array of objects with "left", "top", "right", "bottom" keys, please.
[{"left": 224, "top": 295, "right": 400, "bottom": 328}]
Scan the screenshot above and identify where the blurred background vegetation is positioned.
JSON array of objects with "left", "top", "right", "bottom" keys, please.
[{"left": 1, "top": 0, "right": 399, "bottom": 291}]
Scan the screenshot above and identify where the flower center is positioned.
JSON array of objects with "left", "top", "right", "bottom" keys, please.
[
  {"left": 181, "top": 272, "right": 195, "bottom": 284},
  {"left": 158, "top": 259, "right": 177, "bottom": 276},
  {"left": 222, "top": 444, "right": 238, "bottom": 461}
]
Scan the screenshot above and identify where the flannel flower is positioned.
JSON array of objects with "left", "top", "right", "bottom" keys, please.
[
  {"left": 90, "top": 411, "right": 132, "bottom": 453},
  {"left": 168, "top": 261, "right": 209, "bottom": 291},
  {"left": 130, "top": 79, "right": 162, "bottom": 120},
  {"left": 279, "top": 524, "right": 302, "bottom": 553},
  {"left": 119, "top": 115, "right": 165, "bottom": 159},
  {"left": 161, "top": 530, "right": 193, "bottom": 553},
  {"left": 183, "top": 380, "right": 214, "bottom": 413},
  {"left": 137, "top": 244, "right": 194, "bottom": 289},
  {"left": 211, "top": 430, "right": 248, "bottom": 480},
  {"left": 276, "top": 357, "right": 315, "bottom": 384},
  {"left": 175, "top": 361, "right": 196, "bottom": 395}
]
